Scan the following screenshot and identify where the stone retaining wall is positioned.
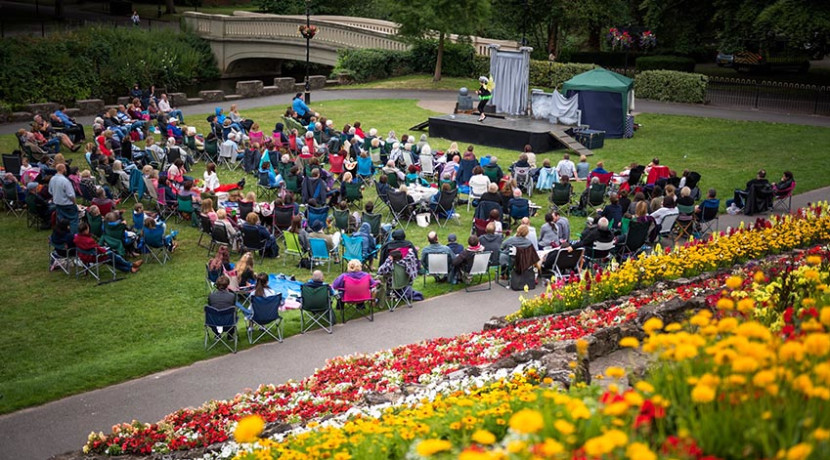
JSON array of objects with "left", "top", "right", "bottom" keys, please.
[{"left": 2, "top": 76, "right": 336, "bottom": 124}]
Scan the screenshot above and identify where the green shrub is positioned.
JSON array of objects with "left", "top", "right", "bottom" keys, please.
[
  {"left": 635, "top": 55, "right": 696, "bottom": 73},
  {"left": 635, "top": 70, "right": 708, "bottom": 103},
  {"left": 563, "top": 51, "right": 637, "bottom": 67},
  {"left": 409, "top": 40, "right": 476, "bottom": 77},
  {"left": 333, "top": 48, "right": 412, "bottom": 82},
  {"left": 0, "top": 27, "right": 218, "bottom": 105},
  {"left": 529, "top": 62, "right": 597, "bottom": 89}
]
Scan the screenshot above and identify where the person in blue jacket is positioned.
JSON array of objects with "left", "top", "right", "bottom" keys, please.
[{"left": 292, "top": 93, "right": 315, "bottom": 124}]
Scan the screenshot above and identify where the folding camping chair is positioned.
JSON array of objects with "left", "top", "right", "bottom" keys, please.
[
  {"left": 218, "top": 140, "right": 240, "bottom": 170},
  {"left": 272, "top": 205, "right": 295, "bottom": 242},
  {"left": 584, "top": 240, "right": 616, "bottom": 269},
  {"left": 2, "top": 154, "right": 22, "bottom": 180},
  {"left": 419, "top": 154, "right": 436, "bottom": 182},
  {"left": 307, "top": 205, "right": 329, "bottom": 231},
  {"left": 362, "top": 211, "right": 382, "bottom": 238},
  {"left": 257, "top": 171, "right": 280, "bottom": 201},
  {"left": 343, "top": 181, "right": 363, "bottom": 208},
  {"left": 617, "top": 220, "right": 651, "bottom": 261},
  {"left": 674, "top": 204, "right": 697, "bottom": 243},
  {"left": 513, "top": 166, "right": 533, "bottom": 197},
  {"left": 300, "top": 284, "right": 335, "bottom": 333},
  {"left": 208, "top": 223, "right": 232, "bottom": 257},
  {"left": 204, "top": 305, "right": 238, "bottom": 353},
  {"left": 142, "top": 225, "right": 172, "bottom": 264},
  {"left": 423, "top": 253, "right": 451, "bottom": 286},
  {"left": 333, "top": 208, "right": 350, "bottom": 232},
  {"left": 240, "top": 225, "right": 268, "bottom": 263},
  {"left": 284, "top": 231, "right": 308, "bottom": 262},
  {"left": 698, "top": 199, "right": 720, "bottom": 235},
  {"left": 74, "top": 247, "right": 118, "bottom": 282},
  {"left": 549, "top": 182, "right": 573, "bottom": 215},
  {"left": 657, "top": 214, "right": 680, "bottom": 245},
  {"left": 387, "top": 189, "right": 415, "bottom": 228},
  {"left": 386, "top": 264, "right": 414, "bottom": 312},
  {"left": 773, "top": 181, "right": 796, "bottom": 214},
  {"left": 340, "top": 233, "right": 379, "bottom": 271},
  {"left": 2, "top": 182, "right": 24, "bottom": 217},
  {"left": 245, "top": 293, "right": 284, "bottom": 344},
  {"left": 430, "top": 188, "right": 459, "bottom": 227},
  {"left": 586, "top": 183, "right": 607, "bottom": 216},
  {"left": 197, "top": 213, "right": 213, "bottom": 248},
  {"left": 309, "top": 238, "right": 334, "bottom": 272},
  {"left": 338, "top": 275, "right": 375, "bottom": 323},
  {"left": 175, "top": 195, "right": 196, "bottom": 223},
  {"left": 49, "top": 238, "right": 75, "bottom": 275},
  {"left": 466, "top": 251, "right": 492, "bottom": 292},
  {"left": 551, "top": 247, "right": 584, "bottom": 281}
]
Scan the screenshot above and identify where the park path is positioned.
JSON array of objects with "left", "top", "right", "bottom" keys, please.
[
  {"left": 0, "top": 89, "right": 829, "bottom": 459},
  {"left": 1, "top": 187, "right": 827, "bottom": 460}
]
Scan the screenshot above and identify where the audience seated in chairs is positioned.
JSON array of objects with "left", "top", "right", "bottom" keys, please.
[
  {"left": 352, "top": 222, "right": 377, "bottom": 270},
  {"left": 332, "top": 259, "right": 380, "bottom": 316},
  {"left": 650, "top": 195, "right": 679, "bottom": 230},
  {"left": 207, "top": 245, "right": 233, "bottom": 286},
  {"left": 420, "top": 231, "right": 456, "bottom": 283},
  {"left": 452, "top": 235, "right": 485, "bottom": 284},
  {"left": 598, "top": 192, "right": 623, "bottom": 230},
  {"left": 241, "top": 212, "right": 279, "bottom": 258},
  {"left": 729, "top": 169, "right": 770, "bottom": 211},
  {"left": 74, "top": 221, "right": 143, "bottom": 274},
  {"left": 499, "top": 224, "right": 534, "bottom": 271},
  {"left": 379, "top": 228, "right": 419, "bottom": 265},
  {"left": 206, "top": 275, "right": 239, "bottom": 342}
]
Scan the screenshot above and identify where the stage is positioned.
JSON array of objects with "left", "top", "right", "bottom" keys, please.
[{"left": 428, "top": 114, "right": 568, "bottom": 153}]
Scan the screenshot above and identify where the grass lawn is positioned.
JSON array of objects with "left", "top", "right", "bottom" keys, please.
[
  {"left": 333, "top": 75, "right": 480, "bottom": 91},
  {"left": 1, "top": 99, "right": 829, "bottom": 415}
]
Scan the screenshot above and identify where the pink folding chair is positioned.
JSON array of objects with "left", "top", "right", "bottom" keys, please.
[
  {"left": 773, "top": 180, "right": 796, "bottom": 214},
  {"left": 340, "top": 275, "right": 374, "bottom": 323}
]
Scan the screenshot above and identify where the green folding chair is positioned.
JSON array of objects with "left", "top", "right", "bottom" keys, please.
[{"left": 300, "top": 284, "right": 335, "bottom": 333}]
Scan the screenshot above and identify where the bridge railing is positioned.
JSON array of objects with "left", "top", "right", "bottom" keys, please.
[{"left": 184, "top": 12, "right": 518, "bottom": 56}]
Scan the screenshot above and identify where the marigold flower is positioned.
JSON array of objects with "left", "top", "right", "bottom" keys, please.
[
  {"left": 731, "top": 356, "right": 759, "bottom": 373},
  {"left": 619, "top": 336, "right": 640, "bottom": 348},
  {"left": 786, "top": 443, "right": 813, "bottom": 460},
  {"left": 509, "top": 409, "right": 545, "bottom": 434},
  {"left": 626, "top": 442, "right": 656, "bottom": 460},
  {"left": 665, "top": 323, "right": 682, "bottom": 332},
  {"left": 635, "top": 381, "right": 654, "bottom": 394},
  {"left": 540, "top": 438, "right": 564, "bottom": 455},
  {"left": 471, "top": 429, "right": 496, "bottom": 445},
  {"left": 233, "top": 414, "right": 265, "bottom": 443},
  {"left": 691, "top": 384, "right": 716, "bottom": 403},
  {"left": 605, "top": 366, "right": 626, "bottom": 379},
  {"left": 583, "top": 436, "right": 614, "bottom": 456},
  {"left": 717, "top": 297, "right": 735, "bottom": 311},
  {"left": 603, "top": 401, "right": 629, "bottom": 416},
  {"left": 754, "top": 270, "right": 766, "bottom": 283},
  {"left": 507, "top": 440, "right": 526, "bottom": 453},
  {"left": 737, "top": 298, "right": 756, "bottom": 313},
  {"left": 813, "top": 428, "right": 830, "bottom": 441},
  {"left": 752, "top": 370, "right": 776, "bottom": 387},
  {"left": 553, "top": 419, "right": 575, "bottom": 435},
  {"left": 804, "top": 333, "right": 830, "bottom": 356},
  {"left": 726, "top": 275, "right": 743, "bottom": 289},
  {"left": 643, "top": 317, "right": 664, "bottom": 335},
  {"left": 459, "top": 450, "right": 491, "bottom": 460},
  {"left": 416, "top": 439, "right": 452, "bottom": 456},
  {"left": 807, "top": 255, "right": 822, "bottom": 266},
  {"left": 780, "top": 341, "right": 806, "bottom": 362},
  {"left": 576, "top": 339, "right": 589, "bottom": 356}
]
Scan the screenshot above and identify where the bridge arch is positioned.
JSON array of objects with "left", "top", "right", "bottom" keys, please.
[{"left": 184, "top": 12, "right": 519, "bottom": 75}]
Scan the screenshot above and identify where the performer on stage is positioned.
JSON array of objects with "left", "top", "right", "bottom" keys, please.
[{"left": 476, "top": 76, "right": 492, "bottom": 122}]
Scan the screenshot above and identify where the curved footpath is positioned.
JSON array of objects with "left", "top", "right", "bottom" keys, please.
[
  {"left": 0, "top": 89, "right": 829, "bottom": 459},
  {"left": 1, "top": 187, "right": 827, "bottom": 460}
]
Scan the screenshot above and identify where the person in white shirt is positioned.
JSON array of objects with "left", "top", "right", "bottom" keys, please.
[
  {"left": 650, "top": 195, "right": 679, "bottom": 227},
  {"left": 556, "top": 153, "right": 577, "bottom": 181},
  {"left": 157, "top": 94, "right": 184, "bottom": 123},
  {"left": 468, "top": 165, "right": 491, "bottom": 198}
]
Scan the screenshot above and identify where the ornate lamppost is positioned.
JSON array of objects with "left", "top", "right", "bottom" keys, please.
[{"left": 299, "top": 0, "right": 317, "bottom": 103}]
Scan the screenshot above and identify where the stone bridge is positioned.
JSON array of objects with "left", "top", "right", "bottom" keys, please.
[{"left": 183, "top": 11, "right": 519, "bottom": 76}]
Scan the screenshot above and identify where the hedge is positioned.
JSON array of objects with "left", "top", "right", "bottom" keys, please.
[
  {"left": 0, "top": 26, "right": 218, "bottom": 106},
  {"left": 635, "top": 70, "right": 708, "bottom": 104},
  {"left": 635, "top": 55, "right": 696, "bottom": 73},
  {"left": 563, "top": 51, "right": 639, "bottom": 67},
  {"left": 529, "top": 62, "right": 597, "bottom": 89},
  {"left": 334, "top": 49, "right": 412, "bottom": 82},
  {"left": 334, "top": 40, "right": 478, "bottom": 82}
]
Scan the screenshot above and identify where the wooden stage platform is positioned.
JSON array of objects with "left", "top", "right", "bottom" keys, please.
[{"left": 427, "top": 114, "right": 592, "bottom": 155}]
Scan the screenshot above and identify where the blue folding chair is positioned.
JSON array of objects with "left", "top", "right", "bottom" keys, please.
[
  {"left": 307, "top": 205, "right": 329, "bottom": 231},
  {"left": 143, "top": 225, "right": 171, "bottom": 264},
  {"left": 340, "top": 234, "right": 378, "bottom": 271},
  {"left": 357, "top": 156, "right": 374, "bottom": 184},
  {"left": 509, "top": 198, "right": 530, "bottom": 226},
  {"left": 245, "top": 294, "right": 283, "bottom": 344},
  {"left": 204, "top": 306, "right": 238, "bottom": 353},
  {"left": 309, "top": 237, "right": 334, "bottom": 272},
  {"left": 125, "top": 168, "right": 145, "bottom": 204}
]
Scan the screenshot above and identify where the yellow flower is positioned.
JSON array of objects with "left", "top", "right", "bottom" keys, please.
[
  {"left": 732, "top": 356, "right": 759, "bottom": 373},
  {"left": 627, "top": 442, "right": 657, "bottom": 460},
  {"left": 605, "top": 366, "right": 626, "bottom": 379},
  {"left": 665, "top": 323, "right": 683, "bottom": 332},
  {"left": 334, "top": 452, "right": 352, "bottom": 460},
  {"left": 737, "top": 298, "right": 756, "bottom": 313},
  {"left": 805, "top": 270, "right": 820, "bottom": 281},
  {"left": 234, "top": 414, "right": 265, "bottom": 443},
  {"left": 506, "top": 440, "right": 526, "bottom": 453},
  {"left": 583, "top": 436, "right": 614, "bottom": 456},
  {"left": 821, "top": 307, "right": 830, "bottom": 326},
  {"left": 603, "top": 401, "right": 629, "bottom": 416},
  {"left": 459, "top": 450, "right": 491, "bottom": 460},
  {"left": 541, "top": 438, "right": 564, "bottom": 455},
  {"left": 416, "top": 439, "right": 452, "bottom": 456},
  {"left": 554, "top": 419, "right": 575, "bottom": 435},
  {"left": 605, "top": 429, "right": 628, "bottom": 447},
  {"left": 753, "top": 370, "right": 776, "bottom": 387},
  {"left": 644, "top": 317, "right": 664, "bottom": 335},
  {"left": 804, "top": 333, "right": 830, "bottom": 356},
  {"left": 726, "top": 275, "right": 743, "bottom": 289},
  {"left": 786, "top": 443, "right": 813, "bottom": 460},
  {"left": 813, "top": 428, "right": 830, "bottom": 441},
  {"left": 576, "top": 339, "right": 589, "bottom": 356},
  {"left": 509, "top": 409, "right": 545, "bottom": 434},
  {"left": 717, "top": 317, "right": 739, "bottom": 333},
  {"left": 807, "top": 255, "right": 822, "bottom": 266},
  {"left": 471, "top": 429, "right": 496, "bottom": 445},
  {"left": 717, "top": 298, "right": 735, "bottom": 311},
  {"left": 780, "top": 341, "right": 806, "bottom": 362},
  {"left": 619, "top": 337, "right": 640, "bottom": 348},
  {"left": 754, "top": 270, "right": 766, "bottom": 283},
  {"left": 691, "top": 384, "right": 716, "bottom": 403},
  {"left": 635, "top": 381, "right": 655, "bottom": 394}
]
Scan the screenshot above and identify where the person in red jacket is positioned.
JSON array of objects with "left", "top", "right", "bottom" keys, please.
[{"left": 74, "top": 221, "right": 143, "bottom": 273}]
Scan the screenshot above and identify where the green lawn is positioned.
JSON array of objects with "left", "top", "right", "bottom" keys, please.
[
  {"left": 1, "top": 99, "right": 829, "bottom": 414},
  {"left": 333, "top": 75, "right": 480, "bottom": 91}
]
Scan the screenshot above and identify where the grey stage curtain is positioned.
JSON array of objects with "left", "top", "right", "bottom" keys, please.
[{"left": 488, "top": 46, "right": 532, "bottom": 116}]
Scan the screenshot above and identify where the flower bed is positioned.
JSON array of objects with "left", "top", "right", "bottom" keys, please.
[
  {"left": 84, "top": 280, "right": 718, "bottom": 455},
  {"left": 513, "top": 204, "right": 830, "bottom": 320},
  {"left": 224, "top": 248, "right": 830, "bottom": 460}
]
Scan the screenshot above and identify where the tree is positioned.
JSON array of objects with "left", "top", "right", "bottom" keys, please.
[
  {"left": 756, "top": 0, "right": 830, "bottom": 58},
  {"left": 390, "top": 0, "right": 490, "bottom": 81},
  {"left": 166, "top": 0, "right": 176, "bottom": 14}
]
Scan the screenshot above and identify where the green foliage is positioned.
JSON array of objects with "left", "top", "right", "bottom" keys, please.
[
  {"left": 333, "top": 49, "right": 412, "bottom": 82},
  {"left": 563, "top": 51, "right": 635, "bottom": 67},
  {"left": 635, "top": 55, "right": 696, "bottom": 72},
  {"left": 410, "top": 40, "right": 477, "bottom": 77},
  {"left": 0, "top": 27, "right": 218, "bottom": 105},
  {"left": 529, "top": 62, "right": 597, "bottom": 89},
  {"left": 635, "top": 70, "right": 708, "bottom": 103}
]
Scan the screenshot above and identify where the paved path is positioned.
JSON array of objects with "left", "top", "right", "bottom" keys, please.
[
  {"left": 0, "top": 283, "right": 524, "bottom": 460},
  {"left": 1, "top": 90, "right": 829, "bottom": 459},
  {"left": 3, "top": 88, "right": 830, "bottom": 137}
]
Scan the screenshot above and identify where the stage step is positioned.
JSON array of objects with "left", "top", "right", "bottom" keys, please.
[
  {"left": 410, "top": 120, "right": 430, "bottom": 131},
  {"left": 549, "top": 129, "right": 593, "bottom": 156}
]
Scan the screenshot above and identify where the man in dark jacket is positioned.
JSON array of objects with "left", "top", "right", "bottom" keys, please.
[{"left": 379, "top": 228, "right": 418, "bottom": 266}]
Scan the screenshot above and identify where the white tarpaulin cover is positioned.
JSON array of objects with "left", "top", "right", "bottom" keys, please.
[{"left": 531, "top": 89, "right": 580, "bottom": 125}]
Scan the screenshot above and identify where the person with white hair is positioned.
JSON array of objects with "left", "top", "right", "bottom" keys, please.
[
  {"left": 382, "top": 160, "right": 405, "bottom": 182},
  {"left": 476, "top": 76, "right": 492, "bottom": 122},
  {"left": 571, "top": 216, "right": 615, "bottom": 252}
]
